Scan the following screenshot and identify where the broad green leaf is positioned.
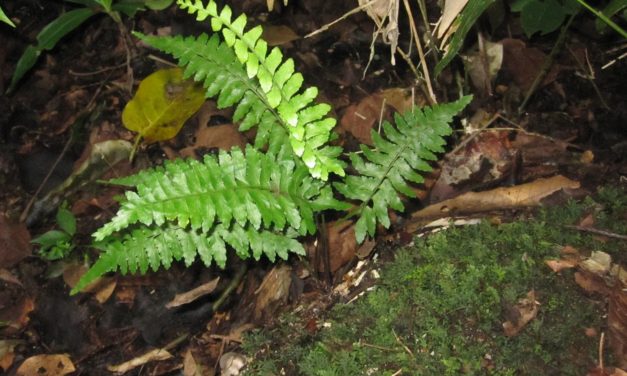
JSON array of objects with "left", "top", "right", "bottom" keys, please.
[
  {"left": 8, "top": 8, "right": 96, "bottom": 93},
  {"left": 37, "top": 8, "right": 96, "bottom": 50},
  {"left": 112, "top": 0, "right": 148, "bottom": 17},
  {"left": 435, "top": 0, "right": 495, "bottom": 76},
  {"left": 144, "top": 0, "right": 175, "bottom": 10},
  {"left": 32, "top": 230, "right": 71, "bottom": 248},
  {"left": 122, "top": 68, "right": 205, "bottom": 142},
  {"left": 8, "top": 46, "right": 40, "bottom": 93},
  {"left": 93, "top": 0, "right": 113, "bottom": 12},
  {"left": 0, "top": 6, "right": 15, "bottom": 27},
  {"left": 56, "top": 207, "right": 77, "bottom": 236},
  {"left": 596, "top": 0, "right": 627, "bottom": 32},
  {"left": 519, "top": 0, "right": 567, "bottom": 36}
]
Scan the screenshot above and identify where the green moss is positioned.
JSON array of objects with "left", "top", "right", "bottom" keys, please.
[{"left": 242, "top": 187, "right": 626, "bottom": 375}]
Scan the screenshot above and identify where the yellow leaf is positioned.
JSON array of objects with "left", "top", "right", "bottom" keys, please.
[{"left": 122, "top": 68, "right": 205, "bottom": 142}]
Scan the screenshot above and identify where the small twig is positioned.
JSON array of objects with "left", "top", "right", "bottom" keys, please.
[
  {"left": 68, "top": 63, "right": 127, "bottom": 77},
  {"left": 304, "top": 0, "right": 380, "bottom": 39},
  {"left": 401, "top": 0, "right": 436, "bottom": 103},
  {"left": 518, "top": 13, "right": 575, "bottom": 114},
  {"left": 393, "top": 329, "right": 414, "bottom": 357},
  {"left": 359, "top": 341, "right": 395, "bottom": 352},
  {"left": 599, "top": 331, "right": 605, "bottom": 370},
  {"left": 377, "top": 97, "right": 387, "bottom": 134},
  {"left": 564, "top": 225, "right": 627, "bottom": 240},
  {"left": 395, "top": 47, "right": 434, "bottom": 105},
  {"left": 445, "top": 112, "right": 500, "bottom": 157},
  {"left": 566, "top": 45, "right": 610, "bottom": 110},
  {"left": 416, "top": 0, "right": 439, "bottom": 66},
  {"left": 602, "top": 50, "right": 627, "bottom": 70},
  {"left": 147, "top": 54, "right": 178, "bottom": 67}
]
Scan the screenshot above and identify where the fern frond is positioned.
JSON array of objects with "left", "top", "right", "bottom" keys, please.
[
  {"left": 174, "top": 0, "right": 344, "bottom": 180},
  {"left": 93, "top": 145, "right": 348, "bottom": 242},
  {"left": 135, "top": 32, "right": 288, "bottom": 150},
  {"left": 334, "top": 96, "right": 472, "bottom": 243},
  {"left": 71, "top": 222, "right": 304, "bottom": 294}
]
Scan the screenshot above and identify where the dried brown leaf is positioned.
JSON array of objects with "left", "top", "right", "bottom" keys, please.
[
  {"left": 16, "top": 354, "right": 75, "bottom": 376},
  {"left": 0, "top": 215, "right": 31, "bottom": 269},
  {"left": 502, "top": 290, "right": 539, "bottom": 337},
  {"left": 166, "top": 277, "right": 220, "bottom": 309}
]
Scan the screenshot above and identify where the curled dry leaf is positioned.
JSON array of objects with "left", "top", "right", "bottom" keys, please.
[
  {"left": 254, "top": 265, "right": 292, "bottom": 320},
  {"left": 574, "top": 251, "right": 627, "bottom": 368},
  {"left": 308, "top": 220, "right": 357, "bottom": 273},
  {"left": 107, "top": 348, "right": 173, "bottom": 373},
  {"left": 502, "top": 290, "right": 540, "bottom": 337},
  {"left": 16, "top": 354, "right": 75, "bottom": 376},
  {"left": 166, "top": 277, "right": 220, "bottom": 309},
  {"left": 219, "top": 352, "right": 247, "bottom": 376},
  {"left": 545, "top": 245, "right": 581, "bottom": 273},
  {"left": 411, "top": 175, "right": 580, "bottom": 222},
  {"left": 0, "top": 340, "right": 23, "bottom": 372}
]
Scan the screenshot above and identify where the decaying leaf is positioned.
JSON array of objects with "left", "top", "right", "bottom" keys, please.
[
  {"left": 219, "top": 352, "right": 247, "bottom": 376},
  {"left": 262, "top": 25, "right": 299, "bottom": 46},
  {"left": 545, "top": 245, "right": 581, "bottom": 273},
  {"left": 340, "top": 88, "right": 421, "bottom": 145},
  {"left": 107, "top": 348, "right": 173, "bottom": 373},
  {"left": 0, "top": 215, "right": 31, "bottom": 269},
  {"left": 502, "top": 290, "right": 540, "bottom": 337},
  {"left": 411, "top": 175, "right": 580, "bottom": 222},
  {"left": 122, "top": 68, "right": 205, "bottom": 142},
  {"left": 0, "top": 340, "right": 23, "bottom": 372},
  {"left": 574, "top": 251, "right": 627, "bottom": 368},
  {"left": 0, "top": 296, "right": 34, "bottom": 334},
  {"left": 166, "top": 277, "right": 220, "bottom": 309},
  {"left": 308, "top": 220, "right": 357, "bottom": 274},
  {"left": 16, "top": 354, "right": 75, "bottom": 376},
  {"left": 254, "top": 265, "right": 292, "bottom": 320}
]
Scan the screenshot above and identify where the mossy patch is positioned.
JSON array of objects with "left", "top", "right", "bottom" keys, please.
[{"left": 242, "top": 186, "right": 626, "bottom": 375}]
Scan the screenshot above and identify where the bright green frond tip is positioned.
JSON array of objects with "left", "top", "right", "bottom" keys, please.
[
  {"left": 167, "top": 0, "right": 344, "bottom": 180},
  {"left": 335, "top": 96, "right": 472, "bottom": 243}
]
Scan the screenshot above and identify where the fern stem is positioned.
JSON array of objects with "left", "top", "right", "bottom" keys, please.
[{"left": 212, "top": 263, "right": 248, "bottom": 312}]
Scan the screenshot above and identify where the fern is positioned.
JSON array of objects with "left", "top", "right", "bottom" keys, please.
[
  {"left": 70, "top": 0, "right": 472, "bottom": 295},
  {"left": 174, "top": 0, "right": 344, "bottom": 181},
  {"left": 334, "top": 96, "right": 472, "bottom": 243},
  {"left": 72, "top": 145, "right": 348, "bottom": 293},
  {"left": 135, "top": 32, "right": 290, "bottom": 153},
  {"left": 71, "top": 222, "right": 303, "bottom": 294},
  {"left": 94, "top": 145, "right": 347, "bottom": 242}
]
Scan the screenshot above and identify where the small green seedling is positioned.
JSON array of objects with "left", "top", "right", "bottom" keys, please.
[
  {"left": 7, "top": 0, "right": 174, "bottom": 93},
  {"left": 32, "top": 205, "right": 77, "bottom": 261}
]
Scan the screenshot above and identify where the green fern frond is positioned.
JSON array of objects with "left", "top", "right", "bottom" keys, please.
[
  {"left": 334, "top": 96, "right": 472, "bottom": 243},
  {"left": 71, "top": 222, "right": 304, "bottom": 294},
  {"left": 135, "top": 32, "right": 289, "bottom": 150},
  {"left": 174, "top": 0, "right": 344, "bottom": 180},
  {"left": 93, "top": 145, "right": 348, "bottom": 242}
]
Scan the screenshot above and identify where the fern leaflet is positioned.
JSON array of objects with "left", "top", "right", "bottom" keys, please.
[
  {"left": 175, "top": 0, "right": 344, "bottom": 180},
  {"left": 93, "top": 145, "right": 348, "bottom": 243},
  {"left": 135, "top": 32, "right": 289, "bottom": 152},
  {"left": 334, "top": 96, "right": 472, "bottom": 242},
  {"left": 71, "top": 222, "right": 304, "bottom": 294}
]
